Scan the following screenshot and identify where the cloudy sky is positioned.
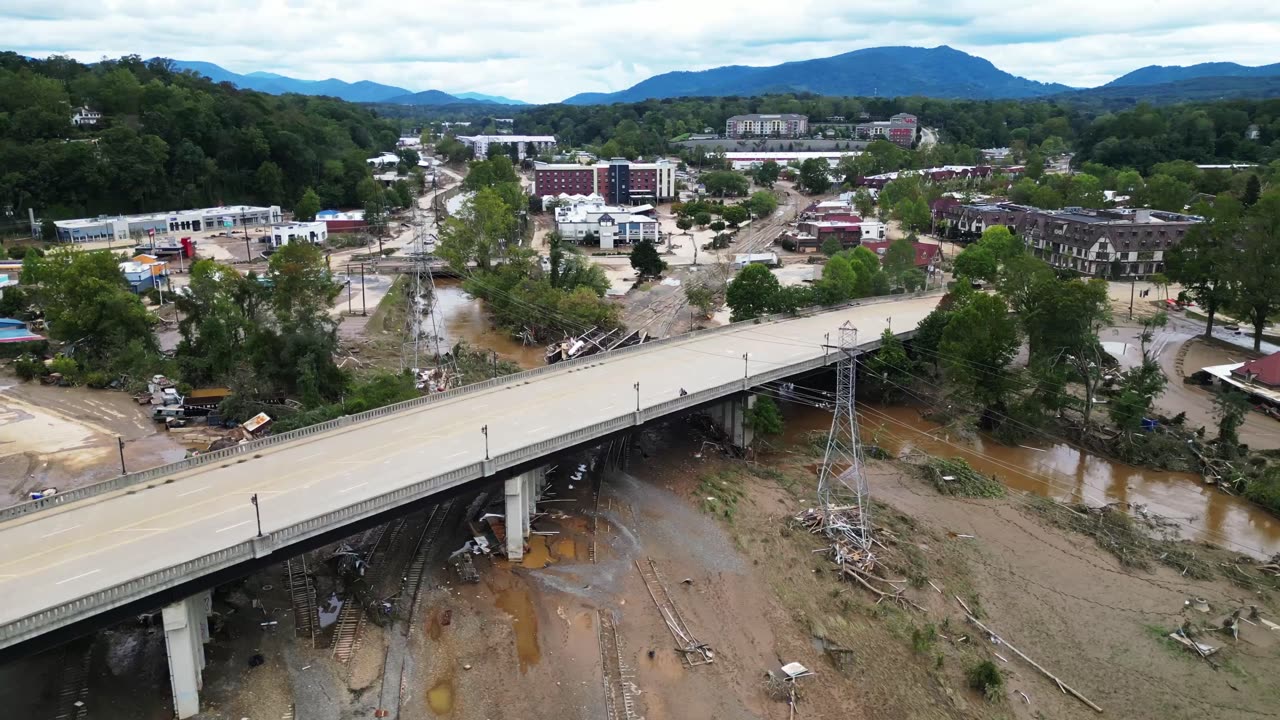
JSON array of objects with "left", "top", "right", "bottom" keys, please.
[{"left": 6, "top": 0, "right": 1280, "bottom": 103}]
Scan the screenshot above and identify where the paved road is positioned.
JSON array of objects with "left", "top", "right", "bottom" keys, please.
[{"left": 0, "top": 295, "right": 941, "bottom": 632}]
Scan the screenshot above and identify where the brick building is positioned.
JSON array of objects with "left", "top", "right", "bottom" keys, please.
[
  {"left": 533, "top": 158, "right": 676, "bottom": 204},
  {"left": 725, "top": 113, "right": 809, "bottom": 138},
  {"left": 855, "top": 113, "right": 918, "bottom": 147}
]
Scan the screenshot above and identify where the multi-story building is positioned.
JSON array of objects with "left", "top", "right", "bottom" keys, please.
[
  {"left": 855, "top": 113, "right": 918, "bottom": 147},
  {"left": 554, "top": 201, "right": 658, "bottom": 249},
  {"left": 269, "top": 221, "right": 328, "bottom": 248},
  {"left": 534, "top": 158, "right": 676, "bottom": 204},
  {"left": 933, "top": 202, "right": 1032, "bottom": 239},
  {"left": 53, "top": 205, "right": 283, "bottom": 243},
  {"left": 725, "top": 114, "right": 809, "bottom": 138},
  {"left": 458, "top": 135, "right": 556, "bottom": 160},
  {"left": 1024, "top": 208, "right": 1200, "bottom": 279}
]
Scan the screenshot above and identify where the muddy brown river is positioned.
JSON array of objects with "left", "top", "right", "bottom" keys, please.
[
  {"left": 783, "top": 402, "right": 1280, "bottom": 559},
  {"left": 432, "top": 279, "right": 546, "bottom": 368}
]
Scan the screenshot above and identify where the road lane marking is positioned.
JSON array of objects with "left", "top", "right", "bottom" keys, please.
[
  {"left": 215, "top": 520, "right": 252, "bottom": 534},
  {"left": 339, "top": 482, "right": 368, "bottom": 494},
  {"left": 113, "top": 528, "right": 165, "bottom": 532},
  {"left": 55, "top": 569, "right": 101, "bottom": 585},
  {"left": 601, "top": 404, "right": 615, "bottom": 411},
  {"left": 41, "top": 524, "right": 80, "bottom": 539},
  {"left": 445, "top": 451, "right": 467, "bottom": 459},
  {"left": 177, "top": 486, "right": 209, "bottom": 497},
  {"left": 526, "top": 425, "right": 548, "bottom": 434}
]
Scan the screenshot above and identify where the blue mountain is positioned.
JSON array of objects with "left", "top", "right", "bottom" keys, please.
[
  {"left": 1105, "top": 61, "right": 1280, "bottom": 87},
  {"left": 561, "top": 45, "right": 1073, "bottom": 104},
  {"left": 453, "top": 92, "right": 528, "bottom": 105}
]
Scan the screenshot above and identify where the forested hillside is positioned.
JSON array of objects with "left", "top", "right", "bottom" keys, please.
[
  {"left": 0, "top": 53, "right": 399, "bottom": 223},
  {"left": 513, "top": 94, "right": 1280, "bottom": 172}
]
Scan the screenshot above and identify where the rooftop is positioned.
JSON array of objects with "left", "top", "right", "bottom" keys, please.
[{"left": 729, "top": 113, "right": 806, "bottom": 121}]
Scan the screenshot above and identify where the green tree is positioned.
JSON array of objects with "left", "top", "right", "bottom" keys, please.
[
  {"left": 702, "top": 170, "right": 750, "bottom": 197},
  {"left": 709, "top": 220, "right": 726, "bottom": 233},
  {"left": 438, "top": 187, "right": 516, "bottom": 272},
  {"left": 255, "top": 160, "right": 285, "bottom": 205},
  {"left": 294, "top": 187, "right": 321, "bottom": 222},
  {"left": 881, "top": 238, "right": 918, "bottom": 284},
  {"left": 40, "top": 217, "right": 58, "bottom": 241},
  {"left": 748, "top": 190, "right": 778, "bottom": 218},
  {"left": 940, "top": 293, "right": 1021, "bottom": 411},
  {"left": 21, "top": 249, "right": 159, "bottom": 374},
  {"left": 853, "top": 189, "right": 875, "bottom": 218},
  {"left": 726, "top": 263, "right": 781, "bottom": 322},
  {"left": 1233, "top": 190, "right": 1280, "bottom": 351},
  {"left": 1214, "top": 390, "right": 1251, "bottom": 459},
  {"left": 630, "top": 239, "right": 667, "bottom": 278},
  {"left": 1025, "top": 278, "right": 1111, "bottom": 433},
  {"left": 864, "top": 329, "right": 915, "bottom": 402},
  {"left": 1166, "top": 197, "right": 1241, "bottom": 339},
  {"left": 676, "top": 216, "right": 693, "bottom": 234},
  {"left": 1242, "top": 174, "right": 1261, "bottom": 208},
  {"left": 685, "top": 282, "right": 715, "bottom": 319},
  {"left": 694, "top": 211, "right": 712, "bottom": 228},
  {"left": 816, "top": 254, "right": 860, "bottom": 303},
  {"left": 1141, "top": 174, "right": 1192, "bottom": 212},
  {"left": 902, "top": 268, "right": 926, "bottom": 291},
  {"left": 753, "top": 160, "right": 781, "bottom": 188},
  {"left": 953, "top": 244, "right": 998, "bottom": 282},
  {"left": 798, "top": 158, "right": 830, "bottom": 195},
  {"left": 977, "top": 225, "right": 1023, "bottom": 261},
  {"left": 821, "top": 236, "right": 843, "bottom": 257},
  {"left": 745, "top": 395, "right": 784, "bottom": 440},
  {"left": 893, "top": 197, "right": 930, "bottom": 232},
  {"left": 722, "top": 204, "right": 749, "bottom": 227},
  {"left": 174, "top": 260, "right": 255, "bottom": 385}
]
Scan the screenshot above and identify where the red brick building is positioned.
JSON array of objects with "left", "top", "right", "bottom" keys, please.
[{"left": 534, "top": 159, "right": 676, "bottom": 204}]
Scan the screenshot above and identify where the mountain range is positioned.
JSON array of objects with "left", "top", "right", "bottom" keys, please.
[
  {"left": 169, "top": 48, "right": 1280, "bottom": 109},
  {"left": 562, "top": 46, "right": 1073, "bottom": 104},
  {"left": 166, "top": 60, "right": 528, "bottom": 105}
]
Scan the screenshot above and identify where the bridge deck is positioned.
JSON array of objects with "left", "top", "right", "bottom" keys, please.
[{"left": 0, "top": 294, "right": 940, "bottom": 646}]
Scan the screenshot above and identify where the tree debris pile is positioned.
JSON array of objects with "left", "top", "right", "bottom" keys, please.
[
  {"left": 921, "top": 457, "right": 1006, "bottom": 498},
  {"left": 794, "top": 507, "right": 925, "bottom": 611}
]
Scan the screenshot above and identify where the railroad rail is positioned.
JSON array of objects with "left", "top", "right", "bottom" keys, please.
[{"left": 635, "top": 557, "right": 713, "bottom": 667}]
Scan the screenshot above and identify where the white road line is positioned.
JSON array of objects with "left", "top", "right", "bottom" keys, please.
[
  {"left": 339, "top": 482, "right": 368, "bottom": 494},
  {"left": 40, "top": 524, "right": 80, "bottom": 539},
  {"left": 526, "top": 425, "right": 548, "bottom": 434},
  {"left": 114, "top": 528, "right": 165, "bottom": 532},
  {"left": 215, "top": 520, "right": 252, "bottom": 534},
  {"left": 177, "top": 486, "right": 209, "bottom": 497},
  {"left": 445, "top": 451, "right": 467, "bottom": 459},
  {"left": 55, "top": 569, "right": 101, "bottom": 585},
  {"left": 294, "top": 451, "right": 324, "bottom": 461},
  {"left": 601, "top": 404, "right": 615, "bottom": 411}
]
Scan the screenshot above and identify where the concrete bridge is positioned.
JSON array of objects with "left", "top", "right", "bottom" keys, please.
[{"left": 0, "top": 291, "right": 942, "bottom": 716}]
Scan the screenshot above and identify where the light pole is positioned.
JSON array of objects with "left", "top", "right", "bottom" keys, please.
[
  {"left": 743, "top": 352, "right": 749, "bottom": 379},
  {"left": 633, "top": 382, "right": 640, "bottom": 412},
  {"left": 117, "top": 437, "right": 127, "bottom": 475},
  {"left": 481, "top": 425, "right": 489, "bottom": 460},
  {"left": 251, "top": 493, "right": 263, "bottom": 537}
]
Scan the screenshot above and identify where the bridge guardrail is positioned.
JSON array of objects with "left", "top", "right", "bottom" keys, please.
[
  {"left": 0, "top": 305, "right": 941, "bottom": 647},
  {"left": 0, "top": 287, "right": 942, "bottom": 523}
]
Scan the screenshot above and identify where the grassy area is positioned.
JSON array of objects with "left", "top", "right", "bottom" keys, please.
[
  {"left": 696, "top": 469, "right": 747, "bottom": 520},
  {"left": 921, "top": 457, "right": 1005, "bottom": 498}
]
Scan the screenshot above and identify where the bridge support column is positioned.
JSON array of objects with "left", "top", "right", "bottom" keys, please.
[
  {"left": 708, "top": 395, "right": 755, "bottom": 451},
  {"left": 505, "top": 466, "right": 549, "bottom": 561},
  {"left": 162, "top": 589, "right": 211, "bottom": 719}
]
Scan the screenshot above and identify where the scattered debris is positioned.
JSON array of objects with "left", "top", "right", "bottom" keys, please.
[
  {"left": 1187, "top": 597, "right": 1211, "bottom": 613},
  {"left": 955, "top": 595, "right": 1102, "bottom": 714},
  {"left": 636, "top": 558, "right": 714, "bottom": 666},
  {"left": 247, "top": 654, "right": 265, "bottom": 667}
]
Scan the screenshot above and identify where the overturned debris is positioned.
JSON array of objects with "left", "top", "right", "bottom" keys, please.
[{"left": 545, "top": 326, "right": 651, "bottom": 364}]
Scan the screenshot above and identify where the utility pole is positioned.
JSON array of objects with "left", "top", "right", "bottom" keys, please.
[
  {"left": 360, "top": 263, "right": 367, "bottom": 316},
  {"left": 743, "top": 352, "right": 749, "bottom": 379},
  {"left": 1128, "top": 276, "right": 1136, "bottom": 320},
  {"left": 481, "top": 425, "right": 489, "bottom": 460},
  {"left": 251, "top": 493, "right": 263, "bottom": 537},
  {"left": 491, "top": 350, "right": 498, "bottom": 378},
  {"left": 117, "top": 437, "right": 127, "bottom": 475},
  {"left": 634, "top": 381, "right": 641, "bottom": 412}
]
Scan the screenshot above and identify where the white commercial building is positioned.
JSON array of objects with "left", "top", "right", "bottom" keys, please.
[
  {"left": 269, "top": 221, "right": 328, "bottom": 248},
  {"left": 459, "top": 135, "right": 556, "bottom": 160},
  {"left": 71, "top": 106, "right": 102, "bottom": 127},
  {"left": 367, "top": 152, "right": 400, "bottom": 168},
  {"left": 554, "top": 201, "right": 659, "bottom": 250},
  {"left": 53, "top": 205, "right": 282, "bottom": 243},
  {"left": 724, "top": 150, "right": 861, "bottom": 170}
]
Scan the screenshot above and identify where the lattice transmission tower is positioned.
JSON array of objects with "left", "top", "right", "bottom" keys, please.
[{"left": 815, "top": 321, "right": 873, "bottom": 554}]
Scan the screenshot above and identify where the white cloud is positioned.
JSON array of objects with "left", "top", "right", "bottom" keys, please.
[{"left": 5, "top": 0, "right": 1280, "bottom": 102}]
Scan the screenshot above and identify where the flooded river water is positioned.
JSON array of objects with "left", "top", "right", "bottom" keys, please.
[
  {"left": 432, "top": 279, "right": 545, "bottom": 368},
  {"left": 425, "top": 280, "right": 1280, "bottom": 559},
  {"left": 783, "top": 401, "right": 1280, "bottom": 558}
]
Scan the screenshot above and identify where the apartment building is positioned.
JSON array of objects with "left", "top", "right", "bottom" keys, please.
[
  {"left": 855, "top": 113, "right": 918, "bottom": 147},
  {"left": 534, "top": 158, "right": 676, "bottom": 204},
  {"left": 458, "top": 135, "right": 556, "bottom": 160},
  {"left": 1024, "top": 208, "right": 1200, "bottom": 278},
  {"left": 725, "top": 113, "right": 809, "bottom": 138}
]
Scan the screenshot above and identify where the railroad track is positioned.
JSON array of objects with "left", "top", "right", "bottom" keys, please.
[
  {"left": 597, "top": 610, "right": 640, "bottom": 720},
  {"left": 405, "top": 499, "right": 456, "bottom": 633},
  {"left": 51, "top": 641, "right": 91, "bottom": 720},
  {"left": 281, "top": 704, "right": 295, "bottom": 720},
  {"left": 635, "top": 557, "right": 714, "bottom": 667},
  {"left": 285, "top": 556, "right": 317, "bottom": 643},
  {"left": 332, "top": 518, "right": 407, "bottom": 662}
]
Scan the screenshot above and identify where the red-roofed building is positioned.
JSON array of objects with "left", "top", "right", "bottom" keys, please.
[
  {"left": 1232, "top": 353, "right": 1280, "bottom": 388},
  {"left": 860, "top": 240, "right": 943, "bottom": 272}
]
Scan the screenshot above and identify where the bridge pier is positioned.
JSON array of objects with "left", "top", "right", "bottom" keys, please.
[
  {"left": 162, "top": 589, "right": 212, "bottom": 719},
  {"left": 707, "top": 395, "right": 755, "bottom": 451},
  {"left": 504, "top": 466, "right": 548, "bottom": 561}
]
